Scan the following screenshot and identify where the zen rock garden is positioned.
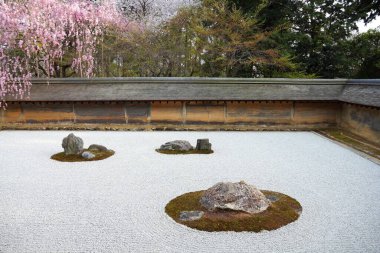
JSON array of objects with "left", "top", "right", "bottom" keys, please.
[
  {"left": 165, "top": 181, "right": 302, "bottom": 232},
  {"left": 49, "top": 134, "right": 302, "bottom": 233},
  {"left": 156, "top": 139, "right": 213, "bottom": 154},
  {"left": 51, "top": 133, "right": 115, "bottom": 162},
  {"left": 2, "top": 131, "right": 379, "bottom": 252},
  {"left": 50, "top": 134, "right": 302, "bottom": 232}
]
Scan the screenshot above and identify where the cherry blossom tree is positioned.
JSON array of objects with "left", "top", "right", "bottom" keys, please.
[
  {"left": 0, "top": 0, "right": 130, "bottom": 107},
  {"left": 118, "top": 0, "right": 194, "bottom": 26}
]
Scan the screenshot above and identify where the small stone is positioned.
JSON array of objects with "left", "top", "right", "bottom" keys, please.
[
  {"left": 62, "top": 133, "right": 84, "bottom": 155},
  {"left": 82, "top": 151, "right": 95, "bottom": 159},
  {"left": 179, "top": 211, "right": 204, "bottom": 221},
  {"left": 196, "top": 139, "right": 212, "bottom": 151},
  {"left": 200, "top": 181, "right": 270, "bottom": 214},
  {"left": 266, "top": 195, "right": 279, "bottom": 203},
  {"left": 88, "top": 144, "right": 108, "bottom": 151},
  {"left": 159, "top": 140, "right": 194, "bottom": 151}
]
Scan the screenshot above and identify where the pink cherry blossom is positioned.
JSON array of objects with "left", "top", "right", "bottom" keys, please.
[{"left": 0, "top": 0, "right": 132, "bottom": 108}]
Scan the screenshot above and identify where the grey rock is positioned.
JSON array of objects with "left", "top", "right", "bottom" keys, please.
[
  {"left": 82, "top": 151, "right": 95, "bottom": 159},
  {"left": 196, "top": 139, "right": 212, "bottom": 151},
  {"left": 159, "top": 140, "right": 194, "bottom": 151},
  {"left": 179, "top": 211, "right": 204, "bottom": 221},
  {"left": 200, "top": 181, "right": 270, "bottom": 214},
  {"left": 266, "top": 195, "right": 279, "bottom": 203},
  {"left": 62, "top": 133, "right": 84, "bottom": 155},
  {"left": 88, "top": 144, "right": 108, "bottom": 151}
]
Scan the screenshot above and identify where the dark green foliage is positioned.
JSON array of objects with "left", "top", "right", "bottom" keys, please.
[
  {"left": 224, "top": 0, "right": 380, "bottom": 78},
  {"left": 91, "top": 0, "right": 380, "bottom": 78},
  {"left": 350, "top": 29, "right": 380, "bottom": 78},
  {"left": 348, "top": 0, "right": 380, "bottom": 24},
  {"left": 357, "top": 54, "right": 380, "bottom": 78}
]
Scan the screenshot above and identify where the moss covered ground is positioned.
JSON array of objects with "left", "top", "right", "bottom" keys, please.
[
  {"left": 165, "top": 190, "right": 302, "bottom": 232},
  {"left": 51, "top": 149, "right": 115, "bottom": 162},
  {"left": 317, "top": 129, "right": 380, "bottom": 160}
]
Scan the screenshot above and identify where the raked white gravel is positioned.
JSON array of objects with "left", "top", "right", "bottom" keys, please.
[{"left": 0, "top": 131, "right": 379, "bottom": 253}]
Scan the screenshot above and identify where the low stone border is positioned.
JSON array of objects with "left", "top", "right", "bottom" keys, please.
[
  {"left": 0, "top": 123, "right": 331, "bottom": 131},
  {"left": 165, "top": 190, "right": 302, "bottom": 232},
  {"left": 316, "top": 129, "right": 380, "bottom": 162}
]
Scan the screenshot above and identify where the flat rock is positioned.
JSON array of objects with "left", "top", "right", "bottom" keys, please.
[
  {"left": 88, "top": 144, "right": 108, "bottom": 151},
  {"left": 62, "top": 133, "right": 84, "bottom": 155},
  {"left": 179, "top": 211, "right": 204, "bottom": 221},
  {"left": 200, "top": 181, "right": 270, "bottom": 214},
  {"left": 159, "top": 140, "right": 194, "bottom": 151},
  {"left": 82, "top": 151, "right": 95, "bottom": 159}
]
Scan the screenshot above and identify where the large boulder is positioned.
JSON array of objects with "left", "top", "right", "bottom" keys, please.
[
  {"left": 159, "top": 140, "right": 194, "bottom": 151},
  {"left": 62, "top": 133, "right": 84, "bottom": 155},
  {"left": 200, "top": 181, "right": 270, "bottom": 214}
]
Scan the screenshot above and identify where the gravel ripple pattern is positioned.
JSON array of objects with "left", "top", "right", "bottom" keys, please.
[{"left": 0, "top": 131, "right": 379, "bottom": 253}]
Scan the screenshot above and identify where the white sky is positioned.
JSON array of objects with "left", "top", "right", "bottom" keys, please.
[{"left": 357, "top": 16, "right": 380, "bottom": 33}]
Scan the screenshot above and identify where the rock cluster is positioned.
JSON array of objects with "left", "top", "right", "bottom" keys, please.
[
  {"left": 200, "top": 181, "right": 270, "bottom": 214},
  {"left": 61, "top": 134, "right": 109, "bottom": 160},
  {"left": 62, "top": 133, "right": 83, "bottom": 155},
  {"left": 159, "top": 140, "right": 194, "bottom": 151},
  {"left": 158, "top": 139, "right": 213, "bottom": 152}
]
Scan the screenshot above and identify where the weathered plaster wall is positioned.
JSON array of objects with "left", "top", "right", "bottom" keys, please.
[
  {"left": 1, "top": 78, "right": 379, "bottom": 145},
  {"left": 1, "top": 101, "right": 340, "bottom": 129},
  {"left": 340, "top": 103, "right": 380, "bottom": 145}
]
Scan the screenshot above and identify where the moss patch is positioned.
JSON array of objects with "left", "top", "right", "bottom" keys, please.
[
  {"left": 156, "top": 149, "right": 214, "bottom": 155},
  {"left": 51, "top": 149, "right": 115, "bottom": 162},
  {"left": 165, "top": 190, "right": 302, "bottom": 232}
]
